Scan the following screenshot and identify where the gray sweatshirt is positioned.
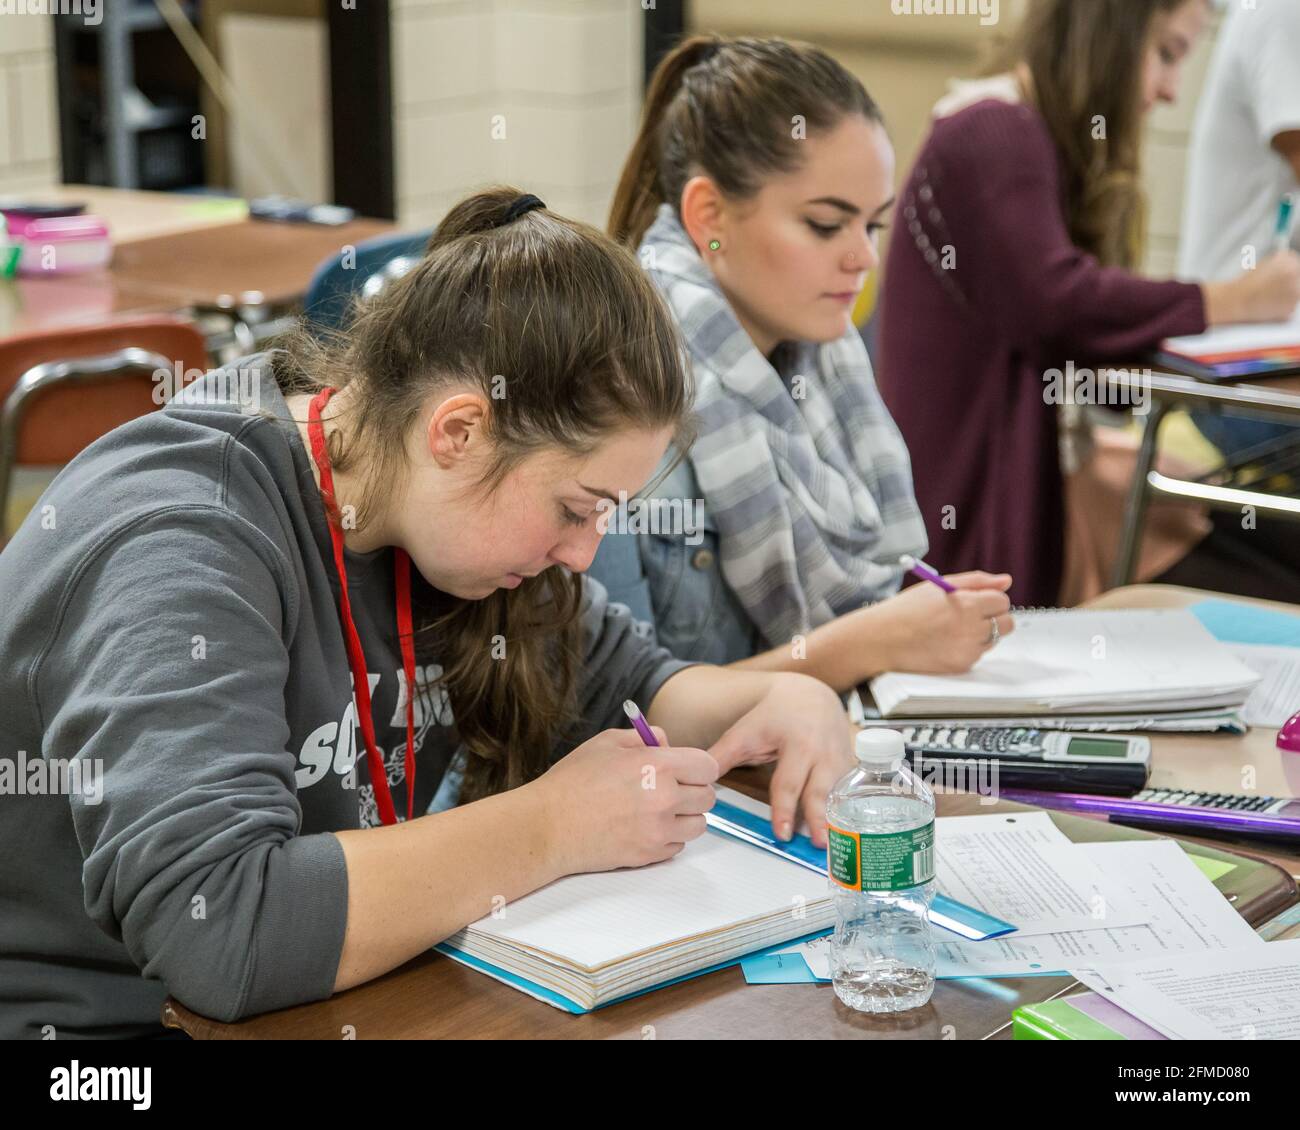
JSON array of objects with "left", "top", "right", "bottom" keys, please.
[{"left": 0, "top": 356, "right": 689, "bottom": 1039}]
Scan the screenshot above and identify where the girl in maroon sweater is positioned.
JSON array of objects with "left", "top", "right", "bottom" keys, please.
[{"left": 879, "top": 0, "right": 1300, "bottom": 608}]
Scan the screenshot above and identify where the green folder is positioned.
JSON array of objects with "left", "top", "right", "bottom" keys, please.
[{"left": 1013, "top": 993, "right": 1165, "bottom": 1040}]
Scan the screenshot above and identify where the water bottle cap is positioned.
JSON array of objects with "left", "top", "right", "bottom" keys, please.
[{"left": 855, "top": 727, "right": 905, "bottom": 766}]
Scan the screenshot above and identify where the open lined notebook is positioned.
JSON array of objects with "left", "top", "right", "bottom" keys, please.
[
  {"left": 435, "top": 814, "right": 833, "bottom": 1012},
  {"left": 869, "top": 609, "right": 1260, "bottom": 718}
]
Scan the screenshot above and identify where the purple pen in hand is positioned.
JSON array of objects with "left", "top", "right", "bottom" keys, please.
[
  {"left": 898, "top": 554, "right": 957, "bottom": 594},
  {"left": 623, "top": 699, "right": 660, "bottom": 747}
]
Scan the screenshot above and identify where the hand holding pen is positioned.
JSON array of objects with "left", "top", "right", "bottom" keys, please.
[{"left": 883, "top": 555, "right": 1016, "bottom": 670}]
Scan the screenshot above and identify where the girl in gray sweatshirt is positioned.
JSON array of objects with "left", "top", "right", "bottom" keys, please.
[{"left": 0, "top": 187, "right": 853, "bottom": 1038}]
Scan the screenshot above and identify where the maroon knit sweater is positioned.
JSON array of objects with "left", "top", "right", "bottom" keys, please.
[{"left": 878, "top": 100, "right": 1206, "bottom": 607}]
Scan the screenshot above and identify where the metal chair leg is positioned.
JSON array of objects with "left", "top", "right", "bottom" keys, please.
[{"left": 1113, "top": 397, "right": 1170, "bottom": 588}]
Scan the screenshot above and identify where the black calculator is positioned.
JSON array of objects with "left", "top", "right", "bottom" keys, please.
[{"left": 860, "top": 723, "right": 1152, "bottom": 795}]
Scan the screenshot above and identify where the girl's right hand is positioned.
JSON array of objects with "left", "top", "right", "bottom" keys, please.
[
  {"left": 531, "top": 727, "right": 719, "bottom": 874},
  {"left": 868, "top": 571, "right": 1014, "bottom": 676},
  {"left": 1210, "top": 251, "right": 1300, "bottom": 325}
]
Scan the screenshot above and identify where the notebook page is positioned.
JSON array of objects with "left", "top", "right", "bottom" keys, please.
[
  {"left": 460, "top": 830, "right": 830, "bottom": 973},
  {"left": 871, "top": 610, "right": 1258, "bottom": 713}
]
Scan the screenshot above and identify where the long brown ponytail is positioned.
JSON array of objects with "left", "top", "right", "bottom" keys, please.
[
  {"left": 608, "top": 35, "right": 884, "bottom": 249},
  {"left": 274, "top": 186, "right": 690, "bottom": 802}
]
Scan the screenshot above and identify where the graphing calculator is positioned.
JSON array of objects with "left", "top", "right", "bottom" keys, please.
[
  {"left": 859, "top": 723, "right": 1152, "bottom": 794},
  {"left": 895, "top": 725, "right": 1151, "bottom": 765}
]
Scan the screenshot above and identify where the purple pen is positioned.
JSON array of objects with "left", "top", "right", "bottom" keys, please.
[
  {"left": 898, "top": 554, "right": 957, "bottom": 594},
  {"left": 623, "top": 699, "right": 660, "bottom": 747}
]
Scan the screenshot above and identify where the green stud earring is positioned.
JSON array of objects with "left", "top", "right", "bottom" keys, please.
[{"left": 708, "top": 239, "right": 721, "bottom": 251}]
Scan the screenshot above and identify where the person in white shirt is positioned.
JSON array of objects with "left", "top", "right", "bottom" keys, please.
[{"left": 1179, "top": 0, "right": 1300, "bottom": 456}]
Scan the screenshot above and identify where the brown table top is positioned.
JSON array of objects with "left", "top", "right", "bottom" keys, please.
[
  {"left": 161, "top": 585, "right": 1300, "bottom": 1040},
  {"left": 1, "top": 194, "right": 394, "bottom": 339},
  {"left": 106, "top": 216, "right": 394, "bottom": 310}
]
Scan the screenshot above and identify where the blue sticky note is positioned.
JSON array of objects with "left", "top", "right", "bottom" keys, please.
[
  {"left": 1191, "top": 599, "right": 1300, "bottom": 648},
  {"left": 741, "top": 951, "right": 823, "bottom": 984}
]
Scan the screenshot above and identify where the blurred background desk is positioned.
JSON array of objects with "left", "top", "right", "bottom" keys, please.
[{"left": 0, "top": 184, "right": 393, "bottom": 341}]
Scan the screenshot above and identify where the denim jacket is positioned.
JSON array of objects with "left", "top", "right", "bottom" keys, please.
[{"left": 588, "top": 455, "right": 764, "bottom": 666}]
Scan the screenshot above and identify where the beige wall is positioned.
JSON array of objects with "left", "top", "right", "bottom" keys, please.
[
  {"left": 218, "top": 12, "right": 331, "bottom": 201},
  {"left": 0, "top": 13, "right": 60, "bottom": 196},
  {"left": 693, "top": 0, "right": 1022, "bottom": 186},
  {"left": 200, "top": 0, "right": 329, "bottom": 198},
  {"left": 691, "top": 0, "right": 1220, "bottom": 277},
  {"left": 391, "top": 0, "right": 642, "bottom": 231}
]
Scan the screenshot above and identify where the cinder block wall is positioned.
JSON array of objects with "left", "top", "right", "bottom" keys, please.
[
  {"left": 0, "top": 13, "right": 60, "bottom": 196},
  {"left": 391, "top": 0, "right": 643, "bottom": 232}
]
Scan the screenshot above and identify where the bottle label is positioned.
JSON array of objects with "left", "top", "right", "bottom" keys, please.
[{"left": 827, "top": 821, "right": 935, "bottom": 892}]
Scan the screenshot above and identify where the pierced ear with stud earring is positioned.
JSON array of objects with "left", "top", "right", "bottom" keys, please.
[{"left": 708, "top": 239, "right": 721, "bottom": 251}]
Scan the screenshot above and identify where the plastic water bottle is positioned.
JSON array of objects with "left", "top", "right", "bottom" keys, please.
[{"left": 826, "top": 728, "right": 936, "bottom": 1013}]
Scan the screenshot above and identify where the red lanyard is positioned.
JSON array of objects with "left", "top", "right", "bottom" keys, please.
[{"left": 307, "top": 387, "right": 416, "bottom": 825}]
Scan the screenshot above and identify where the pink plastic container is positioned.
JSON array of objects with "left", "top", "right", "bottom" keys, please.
[{"left": 11, "top": 214, "right": 112, "bottom": 276}]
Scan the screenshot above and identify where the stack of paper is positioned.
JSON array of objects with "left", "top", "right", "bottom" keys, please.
[
  {"left": 1072, "top": 940, "right": 1300, "bottom": 1040},
  {"left": 1190, "top": 598, "right": 1300, "bottom": 728},
  {"left": 759, "top": 813, "right": 1258, "bottom": 992},
  {"left": 931, "top": 835, "right": 1258, "bottom": 979},
  {"left": 759, "top": 811, "right": 1158, "bottom": 981},
  {"left": 869, "top": 610, "right": 1259, "bottom": 718},
  {"left": 757, "top": 811, "right": 1295, "bottom": 1041}
]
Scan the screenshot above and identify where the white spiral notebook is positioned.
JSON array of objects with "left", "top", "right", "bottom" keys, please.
[{"left": 869, "top": 609, "right": 1260, "bottom": 718}]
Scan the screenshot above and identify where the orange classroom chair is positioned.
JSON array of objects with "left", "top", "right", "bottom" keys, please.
[{"left": 0, "top": 315, "right": 209, "bottom": 541}]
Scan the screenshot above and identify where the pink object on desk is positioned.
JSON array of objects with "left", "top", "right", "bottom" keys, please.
[
  {"left": 1279, "top": 710, "right": 1300, "bottom": 753},
  {"left": 11, "top": 215, "right": 112, "bottom": 276}
]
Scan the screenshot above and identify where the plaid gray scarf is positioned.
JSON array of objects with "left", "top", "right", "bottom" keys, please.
[{"left": 642, "top": 204, "right": 928, "bottom": 649}]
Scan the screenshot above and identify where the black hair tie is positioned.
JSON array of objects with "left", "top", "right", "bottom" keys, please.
[{"left": 501, "top": 193, "right": 546, "bottom": 225}]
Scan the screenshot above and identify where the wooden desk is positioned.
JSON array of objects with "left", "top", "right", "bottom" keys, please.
[
  {"left": 12, "top": 184, "right": 251, "bottom": 244},
  {"left": 160, "top": 790, "right": 1294, "bottom": 1040},
  {"left": 161, "top": 585, "right": 1300, "bottom": 1040},
  {"left": 0, "top": 185, "right": 394, "bottom": 338}
]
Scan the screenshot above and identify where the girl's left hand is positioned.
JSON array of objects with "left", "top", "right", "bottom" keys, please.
[{"left": 706, "top": 673, "right": 855, "bottom": 848}]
